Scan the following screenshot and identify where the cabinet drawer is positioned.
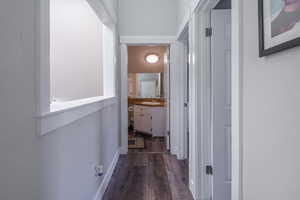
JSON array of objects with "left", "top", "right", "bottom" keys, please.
[{"left": 134, "top": 105, "right": 150, "bottom": 115}]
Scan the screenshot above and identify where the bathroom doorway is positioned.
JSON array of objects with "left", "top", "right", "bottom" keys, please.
[{"left": 126, "top": 46, "right": 170, "bottom": 153}]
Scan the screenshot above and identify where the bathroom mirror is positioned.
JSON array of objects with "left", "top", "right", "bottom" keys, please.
[{"left": 128, "top": 73, "right": 164, "bottom": 98}]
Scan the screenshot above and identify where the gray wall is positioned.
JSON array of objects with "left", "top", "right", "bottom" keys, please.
[
  {"left": 242, "top": 1, "right": 300, "bottom": 199},
  {"left": 0, "top": 0, "right": 120, "bottom": 199},
  {"left": 40, "top": 105, "right": 119, "bottom": 200},
  {"left": 118, "top": 0, "right": 178, "bottom": 36},
  {"left": 0, "top": 0, "right": 40, "bottom": 199},
  {"left": 177, "top": 0, "right": 190, "bottom": 29}
]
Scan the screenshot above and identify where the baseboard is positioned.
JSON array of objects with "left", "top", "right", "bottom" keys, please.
[
  {"left": 93, "top": 148, "right": 120, "bottom": 200},
  {"left": 120, "top": 146, "right": 128, "bottom": 155}
]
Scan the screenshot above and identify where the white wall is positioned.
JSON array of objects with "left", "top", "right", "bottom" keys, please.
[
  {"left": 118, "top": 0, "right": 178, "bottom": 36},
  {"left": 50, "top": 0, "right": 103, "bottom": 102},
  {"left": 0, "top": 0, "right": 120, "bottom": 200},
  {"left": 242, "top": 1, "right": 300, "bottom": 199}
]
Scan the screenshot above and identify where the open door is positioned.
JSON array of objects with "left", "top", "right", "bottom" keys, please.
[
  {"left": 211, "top": 9, "right": 232, "bottom": 200},
  {"left": 164, "top": 47, "right": 171, "bottom": 150},
  {"left": 183, "top": 38, "right": 189, "bottom": 159}
]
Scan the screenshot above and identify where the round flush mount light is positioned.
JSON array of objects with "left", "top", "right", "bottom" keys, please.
[{"left": 145, "top": 54, "right": 160, "bottom": 64}]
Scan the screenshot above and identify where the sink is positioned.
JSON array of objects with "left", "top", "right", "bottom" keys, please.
[{"left": 141, "top": 102, "right": 162, "bottom": 106}]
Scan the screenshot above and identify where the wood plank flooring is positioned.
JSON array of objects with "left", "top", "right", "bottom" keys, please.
[
  {"left": 102, "top": 153, "right": 193, "bottom": 200},
  {"left": 129, "top": 136, "right": 167, "bottom": 153}
]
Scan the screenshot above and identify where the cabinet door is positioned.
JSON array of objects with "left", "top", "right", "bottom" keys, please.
[
  {"left": 134, "top": 106, "right": 152, "bottom": 134},
  {"left": 151, "top": 107, "right": 166, "bottom": 137}
]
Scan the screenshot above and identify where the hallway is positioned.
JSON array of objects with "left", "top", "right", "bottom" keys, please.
[
  {"left": 103, "top": 153, "right": 193, "bottom": 200},
  {"left": 2, "top": 0, "right": 300, "bottom": 199}
]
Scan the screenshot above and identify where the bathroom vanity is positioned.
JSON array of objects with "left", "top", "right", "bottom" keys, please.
[{"left": 133, "top": 103, "right": 166, "bottom": 137}]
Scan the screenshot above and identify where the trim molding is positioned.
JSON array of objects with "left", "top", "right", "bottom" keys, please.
[
  {"left": 170, "top": 42, "right": 188, "bottom": 160},
  {"left": 232, "top": 0, "right": 243, "bottom": 199},
  {"left": 87, "top": 0, "right": 117, "bottom": 25},
  {"left": 37, "top": 97, "right": 117, "bottom": 136},
  {"left": 188, "top": 13, "right": 200, "bottom": 199},
  {"left": 120, "top": 44, "right": 128, "bottom": 155},
  {"left": 120, "top": 36, "right": 176, "bottom": 44},
  {"left": 93, "top": 148, "right": 120, "bottom": 200}
]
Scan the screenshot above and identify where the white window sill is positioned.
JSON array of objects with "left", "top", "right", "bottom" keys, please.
[{"left": 37, "top": 96, "right": 118, "bottom": 136}]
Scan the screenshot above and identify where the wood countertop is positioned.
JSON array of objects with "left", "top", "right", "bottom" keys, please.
[
  {"left": 133, "top": 102, "right": 165, "bottom": 107},
  {"left": 128, "top": 98, "right": 166, "bottom": 107}
]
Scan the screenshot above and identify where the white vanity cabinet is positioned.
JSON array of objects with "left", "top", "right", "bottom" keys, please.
[{"left": 133, "top": 105, "right": 166, "bottom": 137}]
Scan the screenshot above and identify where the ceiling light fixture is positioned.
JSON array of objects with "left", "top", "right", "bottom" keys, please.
[{"left": 145, "top": 54, "right": 159, "bottom": 64}]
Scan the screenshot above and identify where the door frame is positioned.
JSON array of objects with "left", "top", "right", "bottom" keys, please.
[
  {"left": 177, "top": 0, "right": 243, "bottom": 199},
  {"left": 179, "top": 26, "right": 190, "bottom": 161},
  {"left": 171, "top": 25, "right": 189, "bottom": 160},
  {"left": 120, "top": 40, "right": 171, "bottom": 155},
  {"left": 119, "top": 37, "right": 187, "bottom": 160}
]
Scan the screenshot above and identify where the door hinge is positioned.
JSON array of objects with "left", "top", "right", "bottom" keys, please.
[
  {"left": 206, "top": 165, "right": 213, "bottom": 175},
  {"left": 205, "top": 28, "right": 212, "bottom": 37}
]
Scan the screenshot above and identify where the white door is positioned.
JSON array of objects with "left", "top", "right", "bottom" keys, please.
[
  {"left": 164, "top": 48, "right": 171, "bottom": 150},
  {"left": 183, "top": 39, "right": 189, "bottom": 158},
  {"left": 211, "top": 9, "right": 231, "bottom": 200},
  {"left": 134, "top": 106, "right": 152, "bottom": 134}
]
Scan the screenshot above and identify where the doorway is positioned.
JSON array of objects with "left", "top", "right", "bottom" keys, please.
[
  {"left": 186, "top": 0, "right": 243, "bottom": 199},
  {"left": 178, "top": 27, "right": 190, "bottom": 161},
  {"left": 126, "top": 45, "right": 170, "bottom": 153}
]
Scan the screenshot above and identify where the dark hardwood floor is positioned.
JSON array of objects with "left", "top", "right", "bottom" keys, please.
[
  {"left": 102, "top": 153, "right": 193, "bottom": 200},
  {"left": 129, "top": 135, "right": 167, "bottom": 153}
]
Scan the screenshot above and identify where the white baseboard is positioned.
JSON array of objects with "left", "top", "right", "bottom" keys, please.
[
  {"left": 120, "top": 146, "right": 128, "bottom": 155},
  {"left": 93, "top": 148, "right": 120, "bottom": 200}
]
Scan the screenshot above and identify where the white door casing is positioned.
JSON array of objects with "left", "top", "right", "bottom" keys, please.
[
  {"left": 164, "top": 48, "right": 171, "bottom": 150},
  {"left": 211, "top": 9, "right": 232, "bottom": 200},
  {"left": 170, "top": 42, "right": 187, "bottom": 160},
  {"left": 120, "top": 44, "right": 128, "bottom": 154}
]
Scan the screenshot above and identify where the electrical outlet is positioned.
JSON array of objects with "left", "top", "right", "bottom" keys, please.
[{"left": 95, "top": 165, "right": 104, "bottom": 177}]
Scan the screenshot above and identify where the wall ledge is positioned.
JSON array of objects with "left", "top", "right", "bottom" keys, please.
[{"left": 36, "top": 96, "right": 118, "bottom": 136}]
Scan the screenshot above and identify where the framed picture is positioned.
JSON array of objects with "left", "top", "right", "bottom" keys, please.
[{"left": 258, "top": 0, "right": 300, "bottom": 57}]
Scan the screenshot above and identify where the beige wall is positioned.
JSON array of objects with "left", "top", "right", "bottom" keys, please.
[
  {"left": 128, "top": 46, "right": 166, "bottom": 73},
  {"left": 128, "top": 73, "right": 137, "bottom": 97}
]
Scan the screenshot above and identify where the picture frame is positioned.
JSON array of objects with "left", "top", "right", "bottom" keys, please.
[{"left": 258, "top": 0, "right": 300, "bottom": 57}]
